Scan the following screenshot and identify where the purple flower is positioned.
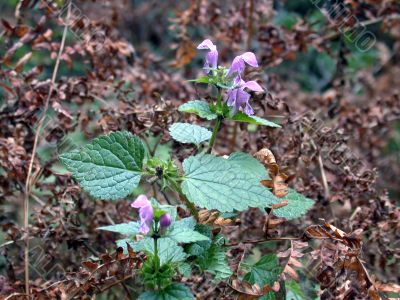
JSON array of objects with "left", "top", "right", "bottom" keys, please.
[
  {"left": 197, "top": 39, "right": 218, "bottom": 73},
  {"left": 227, "top": 80, "right": 263, "bottom": 116},
  {"left": 131, "top": 195, "right": 154, "bottom": 234},
  {"left": 227, "top": 52, "right": 258, "bottom": 79},
  {"left": 159, "top": 213, "right": 172, "bottom": 229}
]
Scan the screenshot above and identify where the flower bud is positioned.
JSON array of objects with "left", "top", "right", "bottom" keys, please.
[{"left": 159, "top": 213, "right": 172, "bottom": 229}]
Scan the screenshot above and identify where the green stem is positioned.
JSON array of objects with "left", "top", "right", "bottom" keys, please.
[
  {"left": 153, "top": 232, "right": 160, "bottom": 290},
  {"left": 207, "top": 116, "right": 222, "bottom": 154},
  {"left": 216, "top": 87, "right": 222, "bottom": 107}
]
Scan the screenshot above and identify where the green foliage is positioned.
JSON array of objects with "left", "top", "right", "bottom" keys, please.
[
  {"left": 178, "top": 100, "right": 218, "bottom": 120},
  {"left": 243, "top": 254, "right": 283, "bottom": 287},
  {"left": 141, "top": 256, "right": 175, "bottom": 290},
  {"left": 229, "top": 112, "right": 281, "bottom": 128},
  {"left": 196, "top": 241, "right": 232, "bottom": 281},
  {"left": 121, "top": 237, "right": 187, "bottom": 266},
  {"left": 182, "top": 154, "right": 279, "bottom": 212},
  {"left": 166, "top": 217, "right": 210, "bottom": 243},
  {"left": 286, "top": 280, "right": 306, "bottom": 300},
  {"left": 189, "top": 67, "right": 233, "bottom": 89},
  {"left": 177, "top": 263, "right": 192, "bottom": 277},
  {"left": 228, "top": 152, "right": 270, "bottom": 181},
  {"left": 138, "top": 283, "right": 194, "bottom": 300},
  {"left": 59, "top": 131, "right": 145, "bottom": 200},
  {"left": 97, "top": 222, "right": 140, "bottom": 236},
  {"left": 187, "top": 225, "right": 232, "bottom": 281},
  {"left": 273, "top": 188, "right": 314, "bottom": 220},
  {"left": 169, "top": 123, "right": 212, "bottom": 145},
  {"left": 145, "top": 157, "right": 180, "bottom": 190}
]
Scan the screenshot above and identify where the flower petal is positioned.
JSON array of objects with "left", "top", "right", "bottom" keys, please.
[
  {"left": 140, "top": 222, "right": 150, "bottom": 234},
  {"left": 244, "top": 102, "right": 255, "bottom": 115},
  {"left": 227, "top": 56, "right": 245, "bottom": 77},
  {"left": 241, "top": 52, "right": 258, "bottom": 67},
  {"left": 241, "top": 80, "right": 263, "bottom": 92},
  {"left": 131, "top": 194, "right": 150, "bottom": 208},
  {"left": 236, "top": 88, "right": 251, "bottom": 106},
  {"left": 206, "top": 50, "right": 218, "bottom": 69},
  {"left": 140, "top": 205, "right": 154, "bottom": 223},
  {"left": 197, "top": 39, "right": 216, "bottom": 51},
  {"left": 160, "top": 213, "right": 172, "bottom": 229}
]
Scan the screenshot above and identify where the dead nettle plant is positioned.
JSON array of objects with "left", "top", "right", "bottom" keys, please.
[{"left": 59, "top": 39, "right": 316, "bottom": 299}]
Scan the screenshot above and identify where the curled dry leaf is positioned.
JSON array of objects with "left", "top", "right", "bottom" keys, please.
[
  {"left": 254, "top": 148, "right": 289, "bottom": 198},
  {"left": 169, "top": 39, "right": 196, "bottom": 68},
  {"left": 277, "top": 240, "right": 308, "bottom": 282},
  {"left": 304, "top": 221, "right": 362, "bottom": 250},
  {"left": 198, "top": 209, "right": 236, "bottom": 227},
  {"left": 230, "top": 276, "right": 275, "bottom": 299}
]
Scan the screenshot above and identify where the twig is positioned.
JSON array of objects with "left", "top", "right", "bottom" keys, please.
[
  {"left": 322, "top": 14, "right": 400, "bottom": 41},
  {"left": 5, "top": 293, "right": 28, "bottom": 300},
  {"left": 226, "top": 236, "right": 303, "bottom": 247},
  {"left": 23, "top": 1, "right": 72, "bottom": 296},
  {"left": 0, "top": 237, "right": 34, "bottom": 249},
  {"left": 97, "top": 274, "right": 134, "bottom": 293},
  {"left": 310, "top": 140, "right": 330, "bottom": 200}
]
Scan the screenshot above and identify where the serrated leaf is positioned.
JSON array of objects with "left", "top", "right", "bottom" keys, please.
[
  {"left": 273, "top": 189, "right": 314, "bottom": 220},
  {"left": 187, "top": 75, "right": 211, "bottom": 84},
  {"left": 186, "top": 224, "right": 212, "bottom": 256},
  {"left": 178, "top": 263, "right": 192, "bottom": 277},
  {"left": 120, "top": 237, "right": 187, "bottom": 266},
  {"left": 230, "top": 112, "right": 281, "bottom": 128},
  {"left": 178, "top": 100, "right": 218, "bottom": 120},
  {"left": 244, "top": 254, "right": 282, "bottom": 287},
  {"left": 182, "top": 154, "right": 280, "bottom": 212},
  {"left": 196, "top": 242, "right": 232, "bottom": 281},
  {"left": 228, "top": 152, "right": 271, "bottom": 180},
  {"left": 169, "top": 123, "right": 212, "bottom": 145},
  {"left": 138, "top": 283, "right": 194, "bottom": 300},
  {"left": 286, "top": 280, "right": 306, "bottom": 300},
  {"left": 98, "top": 222, "right": 140, "bottom": 236},
  {"left": 168, "top": 222, "right": 210, "bottom": 243},
  {"left": 59, "top": 131, "right": 145, "bottom": 200}
]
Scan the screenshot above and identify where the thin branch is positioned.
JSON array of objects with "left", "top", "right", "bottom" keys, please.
[
  {"left": 310, "top": 140, "right": 330, "bottom": 200},
  {"left": 23, "top": 1, "right": 72, "bottom": 296},
  {"left": 322, "top": 14, "right": 400, "bottom": 41},
  {"left": 226, "top": 236, "right": 303, "bottom": 247}
]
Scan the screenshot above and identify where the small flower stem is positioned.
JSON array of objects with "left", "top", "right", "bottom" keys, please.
[
  {"left": 207, "top": 116, "right": 222, "bottom": 154},
  {"left": 153, "top": 229, "right": 160, "bottom": 290},
  {"left": 179, "top": 194, "right": 199, "bottom": 220},
  {"left": 216, "top": 87, "right": 222, "bottom": 108}
]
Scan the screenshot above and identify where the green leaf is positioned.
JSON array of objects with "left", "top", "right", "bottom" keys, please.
[
  {"left": 243, "top": 254, "right": 282, "bottom": 287},
  {"left": 98, "top": 222, "right": 140, "bottom": 236},
  {"left": 196, "top": 238, "right": 232, "bottom": 281},
  {"left": 182, "top": 154, "right": 279, "bottom": 212},
  {"left": 59, "top": 131, "right": 145, "bottom": 200},
  {"left": 188, "top": 75, "right": 210, "bottom": 84},
  {"left": 186, "top": 224, "right": 213, "bottom": 256},
  {"left": 228, "top": 152, "right": 270, "bottom": 180},
  {"left": 167, "top": 217, "right": 210, "bottom": 243},
  {"left": 230, "top": 112, "right": 281, "bottom": 128},
  {"left": 286, "top": 280, "right": 306, "bottom": 300},
  {"left": 178, "top": 100, "right": 218, "bottom": 120},
  {"left": 122, "top": 237, "right": 187, "bottom": 266},
  {"left": 177, "top": 263, "right": 192, "bottom": 277},
  {"left": 273, "top": 188, "right": 314, "bottom": 220},
  {"left": 169, "top": 123, "right": 212, "bottom": 145},
  {"left": 138, "top": 283, "right": 194, "bottom": 300}
]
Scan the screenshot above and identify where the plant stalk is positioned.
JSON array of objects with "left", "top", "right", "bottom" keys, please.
[{"left": 207, "top": 116, "right": 222, "bottom": 154}]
